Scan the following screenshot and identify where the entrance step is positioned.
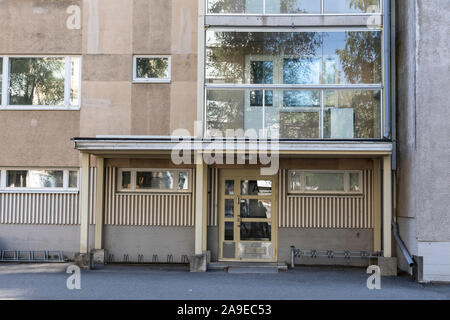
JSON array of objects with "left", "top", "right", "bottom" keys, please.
[
  {"left": 228, "top": 266, "right": 278, "bottom": 274},
  {"left": 208, "top": 262, "right": 288, "bottom": 272}
]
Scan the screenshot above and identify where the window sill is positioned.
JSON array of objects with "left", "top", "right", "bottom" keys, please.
[
  {"left": 0, "top": 106, "right": 80, "bottom": 111},
  {"left": 287, "top": 193, "right": 363, "bottom": 197},
  {"left": 132, "top": 79, "right": 171, "bottom": 84}
]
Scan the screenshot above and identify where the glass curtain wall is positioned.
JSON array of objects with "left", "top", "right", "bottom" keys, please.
[{"left": 205, "top": 30, "right": 382, "bottom": 139}]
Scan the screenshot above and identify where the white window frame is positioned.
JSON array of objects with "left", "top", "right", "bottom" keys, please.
[
  {"left": 0, "top": 168, "right": 80, "bottom": 193},
  {"left": 132, "top": 55, "right": 171, "bottom": 83},
  {"left": 117, "top": 168, "right": 192, "bottom": 193},
  {"left": 0, "top": 55, "right": 82, "bottom": 111},
  {"left": 287, "top": 170, "right": 363, "bottom": 195}
]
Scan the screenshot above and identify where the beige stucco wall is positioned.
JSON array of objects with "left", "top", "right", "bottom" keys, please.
[{"left": 0, "top": 0, "right": 198, "bottom": 167}]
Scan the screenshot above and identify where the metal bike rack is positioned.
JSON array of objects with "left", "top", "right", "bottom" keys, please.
[{"left": 290, "top": 246, "right": 383, "bottom": 269}]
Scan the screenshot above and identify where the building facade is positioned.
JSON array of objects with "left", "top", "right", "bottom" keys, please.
[{"left": 0, "top": 0, "right": 447, "bottom": 281}]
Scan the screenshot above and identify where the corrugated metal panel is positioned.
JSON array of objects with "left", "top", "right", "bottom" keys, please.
[
  {"left": 279, "top": 170, "right": 373, "bottom": 229},
  {"left": 0, "top": 192, "right": 80, "bottom": 225},
  {"left": 104, "top": 168, "right": 194, "bottom": 227}
]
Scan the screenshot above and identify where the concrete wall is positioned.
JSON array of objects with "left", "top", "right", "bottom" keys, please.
[
  {"left": 396, "top": 0, "right": 450, "bottom": 280},
  {"left": 103, "top": 226, "right": 195, "bottom": 263},
  {"left": 0, "top": 0, "right": 198, "bottom": 166},
  {"left": 0, "top": 224, "right": 95, "bottom": 260}
]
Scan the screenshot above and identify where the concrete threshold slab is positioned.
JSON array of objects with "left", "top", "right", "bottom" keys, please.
[
  {"left": 228, "top": 266, "right": 279, "bottom": 274},
  {"left": 209, "top": 262, "right": 288, "bottom": 270}
]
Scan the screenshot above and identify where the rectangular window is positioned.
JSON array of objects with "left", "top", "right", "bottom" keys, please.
[
  {"left": 117, "top": 169, "right": 192, "bottom": 193},
  {"left": 0, "top": 169, "right": 79, "bottom": 192},
  {"left": 288, "top": 170, "right": 362, "bottom": 194},
  {"left": 207, "top": 0, "right": 381, "bottom": 15},
  {"left": 133, "top": 56, "right": 171, "bottom": 83},
  {"left": 0, "top": 56, "right": 81, "bottom": 109}
]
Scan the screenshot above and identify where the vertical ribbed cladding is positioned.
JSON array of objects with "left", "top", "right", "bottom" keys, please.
[{"left": 0, "top": 192, "right": 80, "bottom": 225}]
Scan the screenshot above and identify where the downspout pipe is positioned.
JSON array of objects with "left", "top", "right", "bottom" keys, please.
[{"left": 392, "top": 221, "right": 415, "bottom": 267}]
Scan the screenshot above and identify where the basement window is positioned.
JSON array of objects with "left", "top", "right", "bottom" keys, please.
[
  {"left": 0, "top": 56, "right": 81, "bottom": 110},
  {"left": 288, "top": 170, "right": 362, "bottom": 195},
  {"left": 133, "top": 56, "right": 171, "bottom": 83},
  {"left": 117, "top": 169, "right": 191, "bottom": 193},
  {"left": 0, "top": 169, "right": 79, "bottom": 192}
]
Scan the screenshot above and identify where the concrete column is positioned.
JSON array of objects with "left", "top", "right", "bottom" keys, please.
[
  {"left": 383, "top": 155, "right": 392, "bottom": 257},
  {"left": 194, "top": 152, "right": 208, "bottom": 255},
  {"left": 94, "top": 157, "right": 104, "bottom": 250},
  {"left": 80, "top": 153, "right": 91, "bottom": 254},
  {"left": 373, "top": 158, "right": 382, "bottom": 252}
]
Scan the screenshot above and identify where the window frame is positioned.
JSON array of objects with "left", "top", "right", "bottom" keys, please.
[
  {"left": 0, "top": 168, "right": 80, "bottom": 193},
  {"left": 205, "top": 0, "right": 383, "bottom": 16},
  {"left": 117, "top": 168, "right": 192, "bottom": 193},
  {"left": 287, "top": 170, "right": 363, "bottom": 195},
  {"left": 132, "top": 55, "right": 172, "bottom": 83},
  {"left": 0, "top": 55, "right": 82, "bottom": 110}
]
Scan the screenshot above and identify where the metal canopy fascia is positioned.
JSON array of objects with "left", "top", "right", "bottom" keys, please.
[{"left": 73, "top": 138, "right": 393, "bottom": 156}]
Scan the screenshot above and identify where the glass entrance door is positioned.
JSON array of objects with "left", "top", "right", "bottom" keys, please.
[{"left": 219, "top": 170, "right": 278, "bottom": 262}]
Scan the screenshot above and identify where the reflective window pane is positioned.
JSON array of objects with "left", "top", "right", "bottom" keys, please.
[
  {"left": 9, "top": 58, "right": 65, "bottom": 106},
  {"left": 266, "top": 0, "right": 321, "bottom": 14},
  {"left": 6, "top": 171, "right": 27, "bottom": 188},
  {"left": 350, "top": 172, "right": 361, "bottom": 192},
  {"left": 240, "top": 222, "right": 271, "bottom": 241},
  {"left": 121, "top": 171, "right": 131, "bottom": 189},
  {"left": 322, "top": 32, "right": 382, "bottom": 85},
  {"left": 240, "top": 199, "right": 271, "bottom": 218},
  {"left": 324, "top": 0, "right": 381, "bottom": 13},
  {"left": 305, "top": 173, "right": 345, "bottom": 192},
  {"left": 206, "top": 31, "right": 381, "bottom": 85},
  {"left": 289, "top": 171, "right": 302, "bottom": 192},
  {"left": 206, "top": 89, "right": 245, "bottom": 136},
  {"left": 69, "top": 171, "right": 79, "bottom": 188},
  {"left": 279, "top": 111, "right": 320, "bottom": 139},
  {"left": 225, "top": 199, "right": 234, "bottom": 218},
  {"left": 135, "top": 57, "right": 169, "bottom": 79},
  {"left": 136, "top": 171, "right": 174, "bottom": 190},
  {"left": 225, "top": 222, "right": 234, "bottom": 241},
  {"left": 241, "top": 180, "right": 272, "bottom": 195},
  {"left": 28, "top": 170, "right": 63, "bottom": 188},
  {"left": 324, "top": 90, "right": 381, "bottom": 139},
  {"left": 178, "top": 171, "right": 189, "bottom": 190},
  {"left": 225, "top": 180, "right": 235, "bottom": 195},
  {"left": 70, "top": 57, "right": 80, "bottom": 106}
]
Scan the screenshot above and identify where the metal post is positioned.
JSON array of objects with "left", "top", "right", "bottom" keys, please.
[{"left": 290, "top": 246, "right": 295, "bottom": 269}]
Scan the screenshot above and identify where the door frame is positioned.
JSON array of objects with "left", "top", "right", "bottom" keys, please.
[{"left": 218, "top": 169, "right": 278, "bottom": 262}]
